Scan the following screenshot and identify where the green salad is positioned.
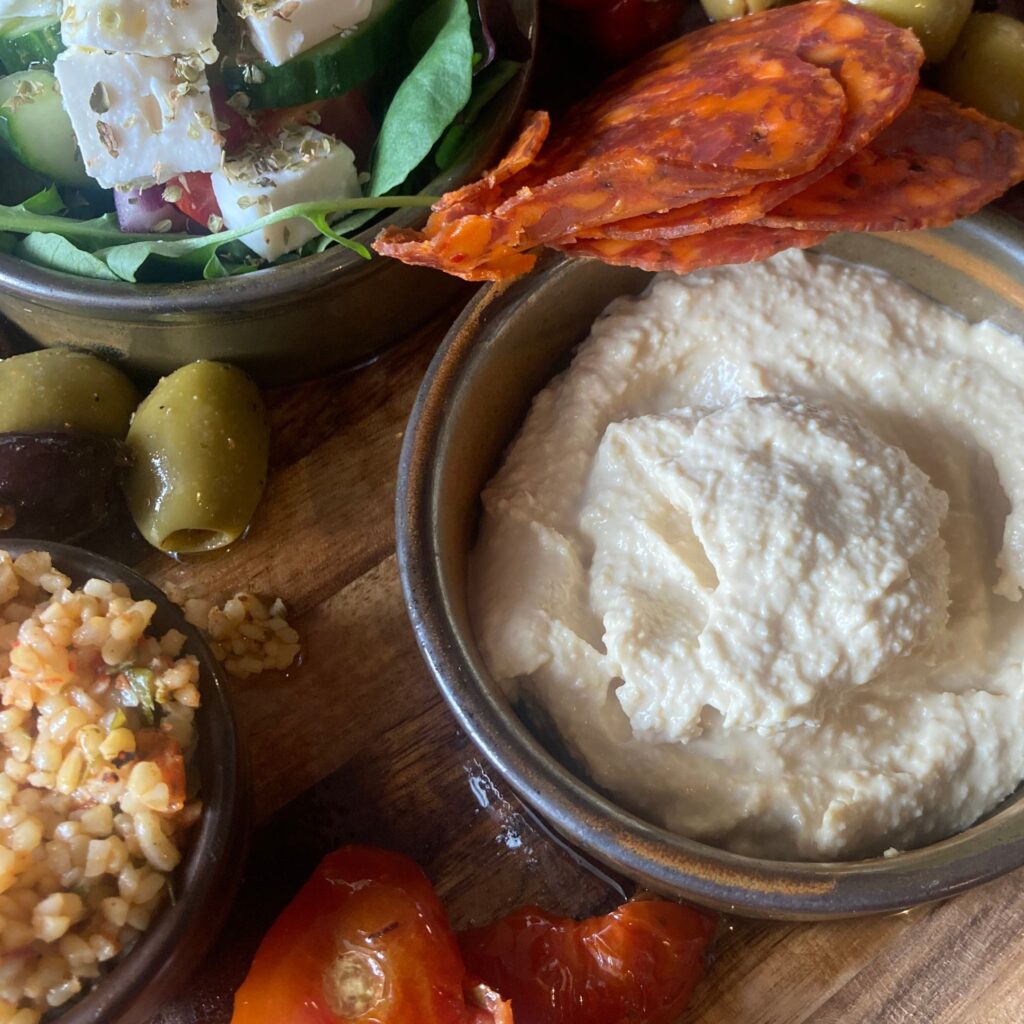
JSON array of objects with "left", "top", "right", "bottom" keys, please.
[{"left": 0, "top": 0, "right": 524, "bottom": 281}]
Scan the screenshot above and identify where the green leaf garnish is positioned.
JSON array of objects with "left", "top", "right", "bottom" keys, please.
[
  {"left": 435, "top": 58, "right": 522, "bottom": 171},
  {"left": 0, "top": 193, "right": 437, "bottom": 282},
  {"left": 369, "top": 0, "right": 474, "bottom": 196},
  {"left": 119, "top": 667, "right": 156, "bottom": 725},
  {"left": 17, "top": 232, "right": 120, "bottom": 280}
]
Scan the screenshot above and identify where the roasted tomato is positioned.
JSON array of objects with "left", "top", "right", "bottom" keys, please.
[
  {"left": 459, "top": 900, "right": 716, "bottom": 1024},
  {"left": 135, "top": 728, "right": 186, "bottom": 812},
  {"left": 230, "top": 846, "right": 511, "bottom": 1024}
]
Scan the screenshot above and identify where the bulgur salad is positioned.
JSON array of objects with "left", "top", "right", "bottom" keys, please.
[{"left": 0, "top": 549, "right": 201, "bottom": 1019}]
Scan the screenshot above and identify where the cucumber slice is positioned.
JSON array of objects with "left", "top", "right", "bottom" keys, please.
[
  {"left": 0, "top": 16, "right": 64, "bottom": 72},
  {"left": 0, "top": 69, "right": 92, "bottom": 186},
  {"left": 222, "top": 0, "right": 416, "bottom": 109}
]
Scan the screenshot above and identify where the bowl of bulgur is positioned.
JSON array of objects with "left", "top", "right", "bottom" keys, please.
[{"left": 0, "top": 541, "right": 246, "bottom": 1024}]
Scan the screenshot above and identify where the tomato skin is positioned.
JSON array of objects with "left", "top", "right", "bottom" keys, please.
[
  {"left": 231, "top": 846, "right": 508, "bottom": 1024},
  {"left": 134, "top": 729, "right": 185, "bottom": 812},
  {"left": 459, "top": 900, "right": 716, "bottom": 1024},
  {"left": 172, "top": 173, "right": 222, "bottom": 231},
  {"left": 209, "top": 84, "right": 253, "bottom": 152},
  {"left": 256, "top": 92, "right": 376, "bottom": 167}
]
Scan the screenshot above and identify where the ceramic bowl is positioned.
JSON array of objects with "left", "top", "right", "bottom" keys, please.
[
  {"left": 0, "top": 539, "right": 248, "bottom": 1022},
  {"left": 0, "top": 1, "right": 537, "bottom": 385},
  {"left": 396, "top": 211, "right": 1024, "bottom": 920}
]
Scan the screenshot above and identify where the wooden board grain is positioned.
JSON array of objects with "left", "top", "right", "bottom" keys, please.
[{"left": 129, "top": 310, "right": 1024, "bottom": 1024}]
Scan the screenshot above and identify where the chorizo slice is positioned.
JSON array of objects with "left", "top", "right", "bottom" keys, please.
[
  {"left": 588, "top": 1, "right": 925, "bottom": 242},
  {"left": 557, "top": 223, "right": 829, "bottom": 275},
  {"left": 529, "top": 46, "right": 845, "bottom": 180},
  {"left": 375, "top": 46, "right": 845, "bottom": 276},
  {"left": 373, "top": 221, "right": 538, "bottom": 281},
  {"left": 428, "top": 110, "right": 551, "bottom": 227},
  {"left": 758, "top": 90, "right": 1024, "bottom": 232}
]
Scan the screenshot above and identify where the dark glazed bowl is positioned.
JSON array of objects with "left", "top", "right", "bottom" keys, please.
[
  {"left": 397, "top": 211, "right": 1024, "bottom": 920},
  {"left": 0, "top": 1, "right": 537, "bottom": 385},
  {"left": 1, "top": 540, "right": 248, "bottom": 1023}
]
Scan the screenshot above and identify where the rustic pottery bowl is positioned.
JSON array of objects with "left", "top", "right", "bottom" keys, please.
[
  {"left": 397, "top": 211, "right": 1024, "bottom": 920},
  {"left": 0, "top": 1, "right": 536, "bottom": 385},
  {"left": 1, "top": 539, "right": 248, "bottom": 1023}
]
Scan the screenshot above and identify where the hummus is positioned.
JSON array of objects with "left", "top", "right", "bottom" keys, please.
[{"left": 470, "top": 250, "right": 1024, "bottom": 861}]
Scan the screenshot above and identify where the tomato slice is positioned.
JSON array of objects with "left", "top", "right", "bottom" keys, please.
[
  {"left": 210, "top": 84, "right": 255, "bottom": 153},
  {"left": 256, "top": 91, "right": 377, "bottom": 168},
  {"left": 230, "top": 846, "right": 511, "bottom": 1024},
  {"left": 459, "top": 900, "right": 716, "bottom": 1024},
  {"left": 172, "top": 172, "right": 222, "bottom": 231}
]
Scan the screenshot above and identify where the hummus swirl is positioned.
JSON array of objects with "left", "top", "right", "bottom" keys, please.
[{"left": 470, "top": 251, "right": 1024, "bottom": 861}]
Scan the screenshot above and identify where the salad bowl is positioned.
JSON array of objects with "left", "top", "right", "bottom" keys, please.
[
  {"left": 0, "top": 0, "right": 537, "bottom": 384},
  {"left": 396, "top": 211, "right": 1024, "bottom": 920}
]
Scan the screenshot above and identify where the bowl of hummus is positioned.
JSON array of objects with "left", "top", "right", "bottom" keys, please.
[{"left": 397, "top": 210, "right": 1024, "bottom": 918}]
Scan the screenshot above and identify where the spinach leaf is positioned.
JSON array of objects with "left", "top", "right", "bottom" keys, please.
[
  {"left": 314, "top": 207, "right": 387, "bottom": 250},
  {"left": 0, "top": 195, "right": 152, "bottom": 249},
  {"left": 435, "top": 58, "right": 522, "bottom": 171},
  {"left": 0, "top": 192, "right": 436, "bottom": 282},
  {"left": 370, "top": 0, "right": 475, "bottom": 196},
  {"left": 16, "top": 232, "right": 120, "bottom": 280}
]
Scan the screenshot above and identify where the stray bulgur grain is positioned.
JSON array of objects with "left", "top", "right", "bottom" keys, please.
[
  {"left": 0, "top": 551, "right": 201, "bottom": 1017},
  {"left": 166, "top": 586, "right": 300, "bottom": 679}
]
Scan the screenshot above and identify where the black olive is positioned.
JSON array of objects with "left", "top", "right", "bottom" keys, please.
[{"left": 0, "top": 432, "right": 130, "bottom": 543}]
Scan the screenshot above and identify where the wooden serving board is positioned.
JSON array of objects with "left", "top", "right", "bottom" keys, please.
[{"left": 109, "top": 304, "right": 1023, "bottom": 1024}]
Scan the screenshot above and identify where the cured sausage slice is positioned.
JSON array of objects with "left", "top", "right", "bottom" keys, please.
[
  {"left": 375, "top": 46, "right": 846, "bottom": 279},
  {"left": 374, "top": 2, "right": 933, "bottom": 281},
  {"left": 557, "top": 224, "right": 829, "bottom": 274},
  {"left": 758, "top": 90, "right": 1024, "bottom": 232},
  {"left": 372, "top": 220, "right": 537, "bottom": 281},
  {"left": 429, "top": 110, "right": 551, "bottom": 227},
  {"left": 582, "top": 1, "right": 924, "bottom": 242},
  {"left": 528, "top": 46, "right": 845, "bottom": 180}
]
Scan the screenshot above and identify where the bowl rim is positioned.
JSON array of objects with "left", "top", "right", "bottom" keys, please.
[
  {"left": 396, "top": 211, "right": 1024, "bottom": 920},
  {"left": 0, "top": 539, "right": 249, "bottom": 1022},
  {"left": 0, "top": 4, "right": 537, "bottom": 310}
]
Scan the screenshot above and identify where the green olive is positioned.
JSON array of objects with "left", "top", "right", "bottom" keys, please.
[
  {"left": 124, "top": 361, "right": 269, "bottom": 554},
  {"left": 846, "top": 0, "right": 972, "bottom": 62},
  {"left": 699, "top": 0, "right": 785, "bottom": 20},
  {"left": 0, "top": 349, "right": 139, "bottom": 437},
  {"left": 942, "top": 13, "right": 1024, "bottom": 131}
]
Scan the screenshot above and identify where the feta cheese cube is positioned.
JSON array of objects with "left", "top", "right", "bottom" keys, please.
[
  {"left": 54, "top": 47, "right": 223, "bottom": 189},
  {"left": 210, "top": 128, "right": 359, "bottom": 261},
  {"left": 61, "top": 0, "right": 218, "bottom": 60},
  {"left": 61, "top": 0, "right": 218, "bottom": 61},
  {"left": 0, "top": 0, "right": 59, "bottom": 17},
  {"left": 233, "top": 0, "right": 371, "bottom": 67}
]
